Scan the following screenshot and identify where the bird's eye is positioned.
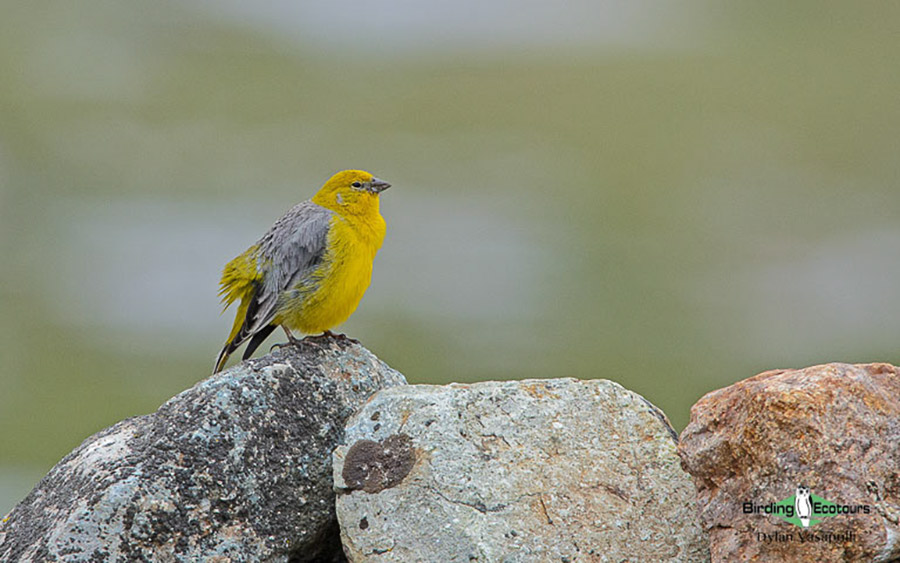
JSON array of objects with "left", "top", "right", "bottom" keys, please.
[{"left": 351, "top": 181, "right": 362, "bottom": 188}]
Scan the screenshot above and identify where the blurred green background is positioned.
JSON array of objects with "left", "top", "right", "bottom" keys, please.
[{"left": 2, "top": 1, "right": 899, "bottom": 514}]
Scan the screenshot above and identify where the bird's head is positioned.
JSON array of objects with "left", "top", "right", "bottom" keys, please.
[{"left": 312, "top": 169, "right": 390, "bottom": 214}]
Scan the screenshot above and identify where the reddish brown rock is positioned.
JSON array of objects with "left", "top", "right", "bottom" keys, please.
[{"left": 679, "top": 363, "right": 900, "bottom": 562}]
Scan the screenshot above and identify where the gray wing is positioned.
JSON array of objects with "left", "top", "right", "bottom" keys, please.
[{"left": 238, "top": 200, "right": 334, "bottom": 341}]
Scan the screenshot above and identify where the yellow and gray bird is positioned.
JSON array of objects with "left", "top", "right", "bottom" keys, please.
[{"left": 213, "top": 169, "right": 390, "bottom": 373}]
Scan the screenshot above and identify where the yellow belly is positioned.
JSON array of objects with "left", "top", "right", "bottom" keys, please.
[{"left": 275, "top": 214, "right": 383, "bottom": 334}]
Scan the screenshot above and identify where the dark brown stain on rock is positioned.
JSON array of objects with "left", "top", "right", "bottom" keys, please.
[{"left": 342, "top": 434, "right": 415, "bottom": 494}]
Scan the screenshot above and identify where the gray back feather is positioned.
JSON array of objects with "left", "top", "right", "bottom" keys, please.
[{"left": 241, "top": 200, "right": 333, "bottom": 339}]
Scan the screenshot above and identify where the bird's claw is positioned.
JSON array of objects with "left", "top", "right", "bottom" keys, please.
[
  {"left": 303, "top": 330, "right": 360, "bottom": 345},
  {"left": 270, "top": 330, "right": 359, "bottom": 352},
  {"left": 326, "top": 330, "right": 360, "bottom": 344},
  {"left": 270, "top": 336, "right": 303, "bottom": 353}
]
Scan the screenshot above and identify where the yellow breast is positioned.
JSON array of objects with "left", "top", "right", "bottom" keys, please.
[{"left": 277, "top": 210, "right": 385, "bottom": 334}]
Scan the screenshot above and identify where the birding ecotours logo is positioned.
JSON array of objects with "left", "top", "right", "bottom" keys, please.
[{"left": 743, "top": 485, "right": 871, "bottom": 528}]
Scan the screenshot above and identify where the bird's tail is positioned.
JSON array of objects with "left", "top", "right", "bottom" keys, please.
[
  {"left": 213, "top": 323, "right": 278, "bottom": 373},
  {"left": 242, "top": 324, "right": 277, "bottom": 361},
  {"left": 213, "top": 343, "right": 235, "bottom": 374},
  {"left": 213, "top": 298, "right": 253, "bottom": 373},
  {"left": 214, "top": 248, "right": 262, "bottom": 373},
  {"left": 800, "top": 517, "right": 810, "bottom": 528}
]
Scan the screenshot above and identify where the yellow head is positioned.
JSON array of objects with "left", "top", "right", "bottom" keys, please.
[{"left": 311, "top": 170, "right": 390, "bottom": 214}]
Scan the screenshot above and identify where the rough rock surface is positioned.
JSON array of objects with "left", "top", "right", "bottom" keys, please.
[
  {"left": 0, "top": 336, "right": 406, "bottom": 562},
  {"left": 333, "top": 378, "right": 709, "bottom": 562},
  {"left": 679, "top": 362, "right": 900, "bottom": 562}
]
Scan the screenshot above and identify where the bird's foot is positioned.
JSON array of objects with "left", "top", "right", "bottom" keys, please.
[
  {"left": 271, "top": 330, "right": 359, "bottom": 350},
  {"left": 270, "top": 328, "right": 304, "bottom": 352},
  {"left": 306, "top": 330, "right": 336, "bottom": 340},
  {"left": 282, "top": 327, "right": 304, "bottom": 346},
  {"left": 327, "top": 330, "right": 360, "bottom": 344},
  {"left": 306, "top": 330, "right": 359, "bottom": 344}
]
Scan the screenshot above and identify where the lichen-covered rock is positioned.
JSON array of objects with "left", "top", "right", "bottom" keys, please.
[
  {"left": 679, "top": 362, "right": 900, "bottom": 562},
  {"left": 0, "top": 336, "right": 406, "bottom": 562},
  {"left": 333, "top": 379, "right": 708, "bottom": 562}
]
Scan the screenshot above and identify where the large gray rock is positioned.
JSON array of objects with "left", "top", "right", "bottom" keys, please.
[
  {"left": 333, "top": 379, "right": 709, "bottom": 562},
  {"left": 0, "top": 336, "right": 406, "bottom": 562},
  {"left": 679, "top": 362, "right": 900, "bottom": 563}
]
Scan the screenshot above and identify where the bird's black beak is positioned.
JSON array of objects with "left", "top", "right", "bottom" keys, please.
[{"left": 370, "top": 178, "right": 391, "bottom": 193}]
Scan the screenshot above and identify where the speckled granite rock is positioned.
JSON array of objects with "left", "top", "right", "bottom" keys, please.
[
  {"left": 333, "top": 379, "right": 709, "bottom": 562},
  {"left": 0, "top": 336, "right": 406, "bottom": 562},
  {"left": 679, "top": 363, "right": 900, "bottom": 563}
]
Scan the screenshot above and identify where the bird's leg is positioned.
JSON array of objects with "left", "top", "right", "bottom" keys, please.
[
  {"left": 283, "top": 326, "right": 303, "bottom": 345},
  {"left": 271, "top": 327, "right": 303, "bottom": 352}
]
